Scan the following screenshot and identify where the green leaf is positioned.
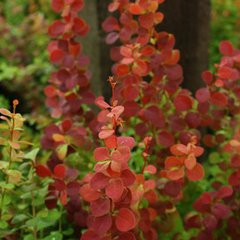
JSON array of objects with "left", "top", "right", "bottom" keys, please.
[
  {"left": 56, "top": 144, "right": 68, "bottom": 160},
  {"left": 43, "top": 232, "right": 63, "bottom": 240},
  {"left": 24, "top": 148, "right": 39, "bottom": 162},
  {"left": 0, "top": 220, "right": 8, "bottom": 229},
  {"left": 12, "top": 214, "right": 28, "bottom": 224},
  {"left": 0, "top": 161, "right": 8, "bottom": 170},
  {"left": 7, "top": 170, "right": 22, "bottom": 184}
]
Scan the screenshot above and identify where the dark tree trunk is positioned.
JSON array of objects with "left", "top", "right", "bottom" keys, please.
[
  {"left": 95, "top": 0, "right": 211, "bottom": 96},
  {"left": 96, "top": 0, "right": 113, "bottom": 100},
  {"left": 158, "top": 0, "right": 211, "bottom": 93}
]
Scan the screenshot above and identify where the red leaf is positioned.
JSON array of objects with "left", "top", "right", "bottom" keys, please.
[
  {"left": 81, "top": 230, "right": 101, "bottom": 240},
  {"left": 203, "top": 214, "right": 217, "bottom": 230},
  {"left": 50, "top": 49, "right": 64, "bottom": 63},
  {"left": 94, "top": 147, "right": 110, "bottom": 161},
  {"left": 217, "top": 67, "right": 232, "bottom": 79},
  {"left": 144, "top": 165, "right": 157, "bottom": 175},
  {"left": 67, "top": 182, "right": 81, "bottom": 196},
  {"left": 80, "top": 184, "right": 101, "bottom": 202},
  {"left": 132, "top": 59, "right": 148, "bottom": 76},
  {"left": 128, "top": 3, "right": 143, "bottom": 14},
  {"left": 44, "top": 85, "right": 56, "bottom": 98},
  {"left": 115, "top": 208, "right": 137, "bottom": 232},
  {"left": 102, "top": 16, "right": 120, "bottom": 32},
  {"left": 216, "top": 186, "right": 233, "bottom": 199},
  {"left": 90, "top": 198, "right": 110, "bottom": 217},
  {"left": 106, "top": 178, "right": 124, "bottom": 202},
  {"left": 53, "top": 164, "right": 66, "bottom": 178},
  {"left": 95, "top": 96, "right": 111, "bottom": 109},
  {"left": 90, "top": 173, "right": 109, "bottom": 190},
  {"left": 212, "top": 203, "right": 230, "bottom": 219},
  {"left": 184, "top": 154, "right": 197, "bottom": 170},
  {"left": 104, "top": 135, "right": 117, "bottom": 149},
  {"left": 158, "top": 131, "right": 174, "bottom": 147},
  {"left": 51, "top": 0, "right": 64, "bottom": 13},
  {"left": 196, "top": 88, "right": 210, "bottom": 103},
  {"left": 139, "top": 13, "right": 154, "bottom": 29},
  {"left": 219, "top": 40, "right": 234, "bottom": 56},
  {"left": 202, "top": 71, "right": 213, "bottom": 85},
  {"left": 88, "top": 214, "right": 112, "bottom": 235},
  {"left": 186, "top": 163, "right": 204, "bottom": 181},
  {"left": 140, "top": 105, "right": 164, "bottom": 128},
  {"left": 210, "top": 92, "right": 228, "bottom": 107},
  {"left": 170, "top": 144, "right": 187, "bottom": 155},
  {"left": 167, "top": 168, "right": 184, "bottom": 181},
  {"left": 118, "top": 232, "right": 136, "bottom": 240},
  {"left": 36, "top": 165, "right": 51, "bottom": 178},
  {"left": 114, "top": 64, "right": 130, "bottom": 76},
  {"left": 121, "top": 169, "right": 136, "bottom": 186},
  {"left": 165, "top": 156, "right": 183, "bottom": 169},
  {"left": 48, "top": 20, "right": 65, "bottom": 37},
  {"left": 108, "top": 2, "right": 120, "bottom": 12},
  {"left": 174, "top": 95, "right": 193, "bottom": 111},
  {"left": 117, "top": 136, "right": 135, "bottom": 149}
]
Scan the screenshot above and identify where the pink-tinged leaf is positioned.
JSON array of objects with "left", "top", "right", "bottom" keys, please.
[
  {"left": 210, "top": 92, "right": 228, "bottom": 107},
  {"left": 186, "top": 163, "right": 204, "bottom": 181},
  {"left": 90, "top": 198, "right": 110, "bottom": 217},
  {"left": 95, "top": 96, "right": 111, "bottom": 109},
  {"left": 80, "top": 184, "right": 101, "bottom": 202},
  {"left": 0, "top": 108, "right": 12, "bottom": 117},
  {"left": 94, "top": 147, "right": 110, "bottom": 161},
  {"left": 108, "top": 1, "right": 120, "bottom": 12},
  {"left": 170, "top": 144, "right": 187, "bottom": 156},
  {"left": 99, "top": 129, "right": 115, "bottom": 139},
  {"left": 192, "top": 146, "right": 204, "bottom": 157},
  {"left": 144, "top": 165, "right": 157, "bottom": 175},
  {"left": 174, "top": 95, "right": 193, "bottom": 111},
  {"left": 106, "top": 32, "right": 119, "bottom": 44},
  {"left": 216, "top": 186, "right": 233, "bottom": 199},
  {"left": 121, "top": 169, "right": 135, "bottom": 186},
  {"left": 36, "top": 165, "right": 51, "bottom": 178},
  {"left": 167, "top": 168, "right": 184, "bottom": 181},
  {"left": 117, "top": 136, "right": 135, "bottom": 149},
  {"left": 184, "top": 154, "right": 197, "bottom": 170},
  {"left": 110, "top": 160, "right": 122, "bottom": 172},
  {"left": 88, "top": 214, "right": 112, "bottom": 235},
  {"left": 193, "top": 192, "right": 212, "bottom": 212},
  {"left": 115, "top": 208, "right": 137, "bottom": 232},
  {"left": 90, "top": 173, "right": 109, "bottom": 190},
  {"left": 196, "top": 88, "right": 210, "bottom": 103},
  {"left": 219, "top": 40, "right": 234, "bottom": 56},
  {"left": 108, "top": 106, "right": 124, "bottom": 119},
  {"left": 54, "top": 164, "right": 66, "bottom": 178},
  {"left": 118, "top": 232, "right": 136, "bottom": 240},
  {"left": 106, "top": 178, "right": 124, "bottom": 202}
]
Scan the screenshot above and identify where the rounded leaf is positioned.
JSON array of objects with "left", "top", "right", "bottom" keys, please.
[{"left": 115, "top": 208, "right": 137, "bottom": 232}]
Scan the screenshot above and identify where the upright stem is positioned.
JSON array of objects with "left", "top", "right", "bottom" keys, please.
[{"left": 0, "top": 100, "right": 18, "bottom": 220}]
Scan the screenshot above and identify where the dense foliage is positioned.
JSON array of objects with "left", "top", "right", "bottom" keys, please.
[{"left": 0, "top": 0, "right": 240, "bottom": 240}]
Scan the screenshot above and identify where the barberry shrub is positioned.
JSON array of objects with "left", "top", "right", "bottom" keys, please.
[{"left": 1, "top": 0, "right": 240, "bottom": 240}]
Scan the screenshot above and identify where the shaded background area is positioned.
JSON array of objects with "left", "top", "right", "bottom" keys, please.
[{"left": 0, "top": 0, "right": 239, "bottom": 116}]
